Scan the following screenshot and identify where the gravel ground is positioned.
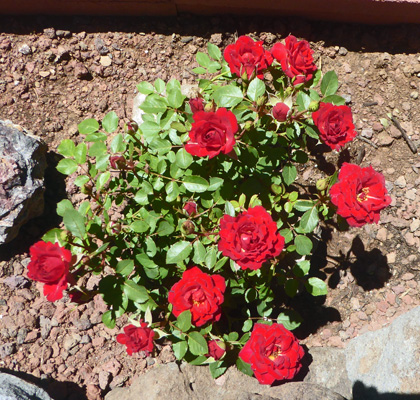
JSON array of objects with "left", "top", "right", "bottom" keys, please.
[{"left": 1, "top": 15, "right": 420, "bottom": 400}]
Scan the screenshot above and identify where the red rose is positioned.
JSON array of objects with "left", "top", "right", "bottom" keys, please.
[
  {"left": 224, "top": 35, "right": 273, "bottom": 80},
  {"left": 271, "top": 35, "right": 317, "bottom": 85},
  {"left": 185, "top": 108, "right": 238, "bottom": 159},
  {"left": 206, "top": 339, "right": 226, "bottom": 361},
  {"left": 312, "top": 102, "right": 357, "bottom": 150},
  {"left": 189, "top": 97, "right": 205, "bottom": 114},
  {"left": 110, "top": 155, "right": 126, "bottom": 169},
  {"left": 116, "top": 321, "right": 154, "bottom": 356},
  {"left": 239, "top": 323, "right": 305, "bottom": 385},
  {"left": 272, "top": 102, "right": 290, "bottom": 122},
  {"left": 329, "top": 163, "right": 391, "bottom": 227},
  {"left": 168, "top": 266, "right": 226, "bottom": 327},
  {"left": 218, "top": 206, "right": 285, "bottom": 271},
  {"left": 27, "top": 241, "right": 73, "bottom": 302},
  {"left": 183, "top": 201, "right": 197, "bottom": 216}
]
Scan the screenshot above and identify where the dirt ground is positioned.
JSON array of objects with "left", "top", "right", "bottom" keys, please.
[{"left": 1, "top": 14, "right": 420, "bottom": 400}]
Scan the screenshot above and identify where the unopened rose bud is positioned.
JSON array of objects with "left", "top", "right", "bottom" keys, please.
[
  {"left": 189, "top": 97, "right": 205, "bottom": 114},
  {"left": 308, "top": 101, "right": 320, "bottom": 112},
  {"left": 316, "top": 178, "right": 329, "bottom": 191},
  {"left": 204, "top": 102, "right": 215, "bottom": 112},
  {"left": 272, "top": 102, "right": 290, "bottom": 122},
  {"left": 241, "top": 70, "right": 249, "bottom": 81},
  {"left": 110, "top": 155, "right": 126, "bottom": 169},
  {"left": 127, "top": 120, "right": 139, "bottom": 134},
  {"left": 183, "top": 201, "right": 197, "bottom": 216},
  {"left": 81, "top": 182, "right": 93, "bottom": 194},
  {"left": 256, "top": 95, "right": 267, "bottom": 107},
  {"left": 181, "top": 220, "right": 195, "bottom": 235}
]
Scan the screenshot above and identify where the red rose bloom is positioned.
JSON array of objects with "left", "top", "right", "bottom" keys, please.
[
  {"left": 116, "top": 322, "right": 154, "bottom": 356},
  {"left": 271, "top": 35, "right": 317, "bottom": 85},
  {"left": 27, "top": 241, "right": 73, "bottom": 302},
  {"left": 272, "top": 102, "right": 290, "bottom": 122},
  {"left": 239, "top": 323, "right": 305, "bottom": 385},
  {"left": 312, "top": 102, "right": 357, "bottom": 150},
  {"left": 218, "top": 206, "right": 285, "bottom": 271},
  {"left": 206, "top": 339, "right": 226, "bottom": 361},
  {"left": 329, "top": 163, "right": 391, "bottom": 227},
  {"left": 224, "top": 35, "right": 273, "bottom": 80},
  {"left": 183, "top": 201, "right": 197, "bottom": 216},
  {"left": 185, "top": 108, "right": 238, "bottom": 159},
  {"left": 189, "top": 97, "right": 205, "bottom": 114},
  {"left": 168, "top": 266, "right": 226, "bottom": 327}
]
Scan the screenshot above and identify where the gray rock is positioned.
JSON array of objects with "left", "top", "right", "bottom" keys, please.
[
  {"left": 94, "top": 37, "right": 109, "bottom": 55},
  {"left": 0, "top": 120, "right": 47, "bottom": 244},
  {"left": 0, "top": 372, "right": 52, "bottom": 400},
  {"left": 305, "top": 306, "right": 420, "bottom": 399},
  {"left": 18, "top": 44, "right": 31, "bottom": 55},
  {"left": 105, "top": 362, "right": 346, "bottom": 400}
]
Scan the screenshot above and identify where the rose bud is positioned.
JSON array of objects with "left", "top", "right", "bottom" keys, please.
[
  {"left": 272, "top": 102, "right": 290, "bottom": 122},
  {"left": 110, "top": 155, "right": 126, "bottom": 169},
  {"left": 127, "top": 120, "right": 139, "bottom": 134},
  {"left": 183, "top": 201, "right": 197, "bottom": 216},
  {"left": 189, "top": 97, "right": 205, "bottom": 114},
  {"left": 181, "top": 220, "right": 196, "bottom": 235},
  {"left": 316, "top": 178, "right": 329, "bottom": 191},
  {"left": 206, "top": 339, "right": 226, "bottom": 361},
  {"left": 308, "top": 100, "right": 320, "bottom": 112}
]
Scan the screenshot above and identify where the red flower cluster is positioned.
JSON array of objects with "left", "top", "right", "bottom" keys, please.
[
  {"left": 329, "top": 163, "right": 391, "bottom": 227},
  {"left": 168, "top": 267, "right": 226, "bottom": 327},
  {"left": 185, "top": 108, "right": 238, "bottom": 159},
  {"left": 116, "top": 321, "right": 155, "bottom": 356},
  {"left": 218, "top": 206, "right": 285, "bottom": 271},
  {"left": 271, "top": 35, "right": 317, "bottom": 85},
  {"left": 224, "top": 35, "right": 273, "bottom": 80},
  {"left": 312, "top": 102, "right": 357, "bottom": 150},
  {"left": 239, "top": 323, "right": 305, "bottom": 385},
  {"left": 27, "top": 241, "right": 73, "bottom": 302}
]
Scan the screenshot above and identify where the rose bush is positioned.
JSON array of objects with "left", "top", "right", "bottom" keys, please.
[
  {"left": 312, "top": 102, "right": 357, "bottom": 150},
  {"left": 329, "top": 163, "right": 391, "bottom": 227},
  {"left": 239, "top": 323, "right": 305, "bottom": 384},
  {"left": 218, "top": 206, "right": 285, "bottom": 271},
  {"left": 116, "top": 321, "right": 155, "bottom": 356},
  {"left": 28, "top": 33, "right": 393, "bottom": 384}
]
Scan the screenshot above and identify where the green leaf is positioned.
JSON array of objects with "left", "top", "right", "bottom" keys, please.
[
  {"left": 137, "top": 81, "right": 155, "bottom": 94},
  {"left": 57, "top": 139, "right": 76, "bottom": 158},
  {"left": 63, "top": 209, "right": 86, "bottom": 238},
  {"left": 167, "top": 88, "right": 186, "bottom": 109},
  {"left": 192, "top": 67, "right": 207, "bottom": 75},
  {"left": 42, "top": 228, "right": 66, "bottom": 246},
  {"left": 196, "top": 52, "right": 211, "bottom": 68},
  {"left": 294, "top": 235, "right": 313, "bottom": 255},
  {"left": 154, "top": 78, "right": 166, "bottom": 94},
  {"left": 276, "top": 310, "right": 303, "bottom": 330},
  {"left": 111, "top": 133, "right": 125, "bottom": 153},
  {"left": 296, "top": 91, "right": 311, "bottom": 111},
  {"left": 322, "top": 94, "right": 346, "bottom": 105},
  {"left": 56, "top": 199, "right": 73, "bottom": 217},
  {"left": 176, "top": 148, "right": 193, "bottom": 169},
  {"left": 305, "top": 277, "right": 328, "bottom": 296},
  {"left": 171, "top": 121, "right": 187, "bottom": 133},
  {"left": 166, "top": 241, "right": 192, "bottom": 264},
  {"left": 236, "top": 358, "right": 254, "bottom": 377},
  {"left": 177, "top": 310, "right": 192, "bottom": 332},
  {"left": 208, "top": 177, "right": 224, "bottom": 191},
  {"left": 140, "top": 94, "right": 168, "bottom": 114},
  {"left": 285, "top": 279, "right": 299, "bottom": 298},
  {"left": 116, "top": 260, "right": 134, "bottom": 276},
  {"left": 78, "top": 118, "right": 99, "bottom": 135},
  {"left": 74, "top": 143, "right": 87, "bottom": 164},
  {"left": 247, "top": 78, "right": 265, "bottom": 102},
  {"left": 188, "top": 331, "right": 208, "bottom": 356},
  {"left": 173, "top": 341, "right": 188, "bottom": 360},
  {"left": 96, "top": 171, "right": 110, "bottom": 191},
  {"left": 321, "top": 71, "right": 339, "bottom": 97},
  {"left": 122, "top": 281, "right": 149, "bottom": 303},
  {"left": 183, "top": 176, "right": 209, "bottom": 193},
  {"left": 207, "top": 43, "right": 221, "bottom": 60},
  {"left": 293, "top": 259, "right": 310, "bottom": 277},
  {"left": 130, "top": 220, "right": 149, "bottom": 233},
  {"left": 209, "top": 361, "right": 227, "bottom": 379},
  {"left": 89, "top": 141, "right": 107, "bottom": 157},
  {"left": 102, "top": 310, "right": 116, "bottom": 329},
  {"left": 213, "top": 256, "right": 228, "bottom": 272},
  {"left": 140, "top": 121, "right": 161, "bottom": 142},
  {"left": 193, "top": 241, "right": 206, "bottom": 264},
  {"left": 304, "top": 124, "right": 319, "bottom": 139},
  {"left": 242, "top": 319, "right": 253, "bottom": 332},
  {"left": 212, "top": 85, "right": 243, "bottom": 108},
  {"left": 205, "top": 246, "right": 217, "bottom": 269},
  {"left": 298, "top": 207, "right": 319, "bottom": 233},
  {"left": 56, "top": 158, "right": 78, "bottom": 175},
  {"left": 102, "top": 111, "right": 119, "bottom": 133},
  {"left": 294, "top": 200, "right": 315, "bottom": 212},
  {"left": 224, "top": 202, "right": 235, "bottom": 217},
  {"left": 282, "top": 164, "right": 297, "bottom": 186},
  {"left": 157, "top": 220, "right": 175, "bottom": 237},
  {"left": 165, "top": 181, "right": 179, "bottom": 203}
]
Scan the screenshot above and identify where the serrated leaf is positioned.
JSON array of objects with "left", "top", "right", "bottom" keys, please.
[
  {"left": 176, "top": 148, "right": 193, "bottom": 169},
  {"left": 321, "top": 71, "right": 339, "bottom": 97},
  {"left": 205, "top": 246, "right": 218, "bottom": 269},
  {"left": 157, "top": 220, "right": 174, "bottom": 237},
  {"left": 167, "top": 88, "right": 185, "bottom": 109},
  {"left": 78, "top": 118, "right": 99, "bottom": 135},
  {"left": 322, "top": 94, "right": 346, "bottom": 105},
  {"left": 209, "top": 361, "right": 227, "bottom": 379},
  {"left": 282, "top": 164, "right": 297, "bottom": 186},
  {"left": 102, "top": 111, "right": 119, "bottom": 133},
  {"left": 63, "top": 209, "right": 86, "bottom": 238},
  {"left": 188, "top": 331, "right": 208, "bottom": 355},
  {"left": 177, "top": 310, "right": 192, "bottom": 332},
  {"left": 193, "top": 241, "right": 206, "bottom": 265},
  {"left": 224, "top": 202, "right": 235, "bottom": 217},
  {"left": 298, "top": 207, "right": 319, "bottom": 233},
  {"left": 208, "top": 177, "right": 224, "bottom": 191},
  {"left": 111, "top": 133, "right": 125, "bottom": 153},
  {"left": 294, "top": 200, "right": 315, "bottom": 212},
  {"left": 140, "top": 94, "right": 168, "bottom": 114},
  {"left": 294, "top": 235, "right": 313, "bottom": 255},
  {"left": 207, "top": 43, "right": 221, "bottom": 60},
  {"left": 42, "top": 228, "right": 66, "bottom": 246},
  {"left": 57, "top": 139, "right": 75, "bottom": 158},
  {"left": 166, "top": 241, "right": 192, "bottom": 264},
  {"left": 293, "top": 260, "right": 310, "bottom": 277},
  {"left": 212, "top": 85, "right": 243, "bottom": 108},
  {"left": 247, "top": 78, "right": 265, "bottom": 101},
  {"left": 116, "top": 260, "right": 134, "bottom": 276},
  {"left": 304, "top": 124, "right": 319, "bottom": 139},
  {"left": 122, "top": 281, "right": 149, "bottom": 303},
  {"left": 102, "top": 310, "right": 116, "bottom": 329},
  {"left": 137, "top": 81, "right": 155, "bottom": 94},
  {"left": 305, "top": 277, "right": 328, "bottom": 296},
  {"left": 276, "top": 310, "right": 303, "bottom": 330},
  {"left": 130, "top": 220, "right": 149, "bottom": 233},
  {"left": 196, "top": 52, "right": 211, "bottom": 68},
  {"left": 154, "top": 78, "right": 166, "bottom": 94},
  {"left": 183, "top": 176, "right": 209, "bottom": 193},
  {"left": 96, "top": 171, "right": 110, "bottom": 191},
  {"left": 173, "top": 341, "right": 188, "bottom": 360},
  {"left": 74, "top": 143, "right": 87, "bottom": 164},
  {"left": 192, "top": 67, "right": 207, "bottom": 75},
  {"left": 236, "top": 358, "right": 254, "bottom": 377},
  {"left": 56, "top": 158, "right": 78, "bottom": 175}
]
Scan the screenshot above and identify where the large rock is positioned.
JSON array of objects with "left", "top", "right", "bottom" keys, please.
[
  {"left": 0, "top": 120, "right": 47, "bottom": 244},
  {"left": 305, "top": 306, "right": 420, "bottom": 398},
  {"left": 105, "top": 362, "right": 346, "bottom": 400},
  {"left": 0, "top": 372, "right": 52, "bottom": 400}
]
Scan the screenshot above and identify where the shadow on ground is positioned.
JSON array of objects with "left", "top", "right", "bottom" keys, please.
[{"left": 353, "top": 381, "right": 420, "bottom": 400}]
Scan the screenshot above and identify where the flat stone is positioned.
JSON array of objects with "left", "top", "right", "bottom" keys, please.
[
  {"left": 100, "top": 56, "right": 112, "bottom": 67},
  {"left": 377, "top": 132, "right": 394, "bottom": 146},
  {"left": 0, "top": 372, "right": 52, "bottom": 399},
  {"left": 394, "top": 176, "right": 407, "bottom": 188}
]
